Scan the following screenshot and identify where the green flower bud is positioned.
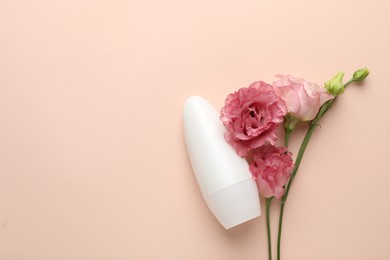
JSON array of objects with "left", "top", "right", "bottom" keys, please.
[
  {"left": 324, "top": 72, "right": 345, "bottom": 96},
  {"left": 352, "top": 67, "right": 370, "bottom": 82}
]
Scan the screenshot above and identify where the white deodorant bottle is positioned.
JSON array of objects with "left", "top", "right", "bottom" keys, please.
[{"left": 183, "top": 96, "right": 261, "bottom": 229}]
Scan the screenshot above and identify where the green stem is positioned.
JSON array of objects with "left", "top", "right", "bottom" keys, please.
[
  {"left": 284, "top": 127, "right": 292, "bottom": 147},
  {"left": 276, "top": 98, "right": 336, "bottom": 260},
  {"left": 266, "top": 198, "right": 273, "bottom": 260},
  {"left": 283, "top": 115, "right": 296, "bottom": 147},
  {"left": 277, "top": 201, "right": 285, "bottom": 260},
  {"left": 343, "top": 78, "right": 357, "bottom": 88}
]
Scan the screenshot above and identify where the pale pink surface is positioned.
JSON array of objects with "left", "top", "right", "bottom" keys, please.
[
  {"left": 220, "top": 81, "right": 286, "bottom": 156},
  {"left": 250, "top": 145, "right": 294, "bottom": 199},
  {"left": 0, "top": 1, "right": 390, "bottom": 260},
  {"left": 273, "top": 75, "right": 333, "bottom": 121}
]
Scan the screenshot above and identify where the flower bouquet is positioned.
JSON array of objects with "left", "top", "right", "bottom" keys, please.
[{"left": 219, "top": 68, "right": 369, "bottom": 260}]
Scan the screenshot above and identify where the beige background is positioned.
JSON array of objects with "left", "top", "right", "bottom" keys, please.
[{"left": 1, "top": 0, "right": 389, "bottom": 259}]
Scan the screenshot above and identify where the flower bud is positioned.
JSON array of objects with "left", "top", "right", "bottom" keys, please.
[
  {"left": 324, "top": 72, "right": 345, "bottom": 96},
  {"left": 352, "top": 67, "right": 370, "bottom": 82}
]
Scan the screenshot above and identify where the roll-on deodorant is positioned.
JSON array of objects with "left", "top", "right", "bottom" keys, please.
[{"left": 183, "top": 96, "right": 261, "bottom": 229}]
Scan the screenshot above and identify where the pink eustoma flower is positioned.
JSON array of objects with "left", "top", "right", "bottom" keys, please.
[
  {"left": 220, "top": 81, "right": 287, "bottom": 157},
  {"left": 250, "top": 144, "right": 294, "bottom": 199},
  {"left": 272, "top": 75, "right": 333, "bottom": 121}
]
